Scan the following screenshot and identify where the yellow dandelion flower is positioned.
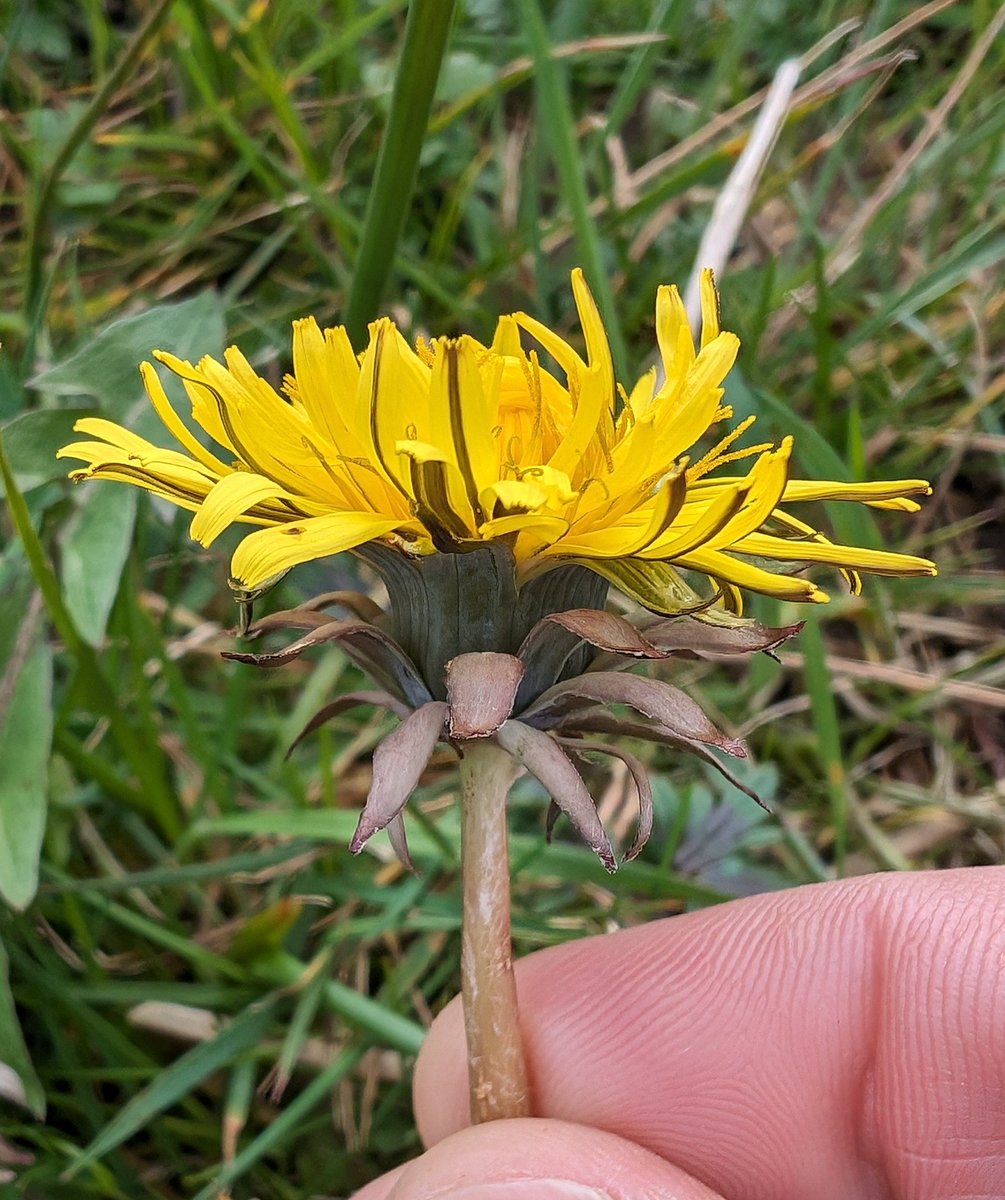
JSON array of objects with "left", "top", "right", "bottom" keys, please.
[{"left": 58, "top": 269, "right": 935, "bottom": 614}]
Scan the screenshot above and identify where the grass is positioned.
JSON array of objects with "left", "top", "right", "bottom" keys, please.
[{"left": 2, "top": 0, "right": 1004, "bottom": 1195}]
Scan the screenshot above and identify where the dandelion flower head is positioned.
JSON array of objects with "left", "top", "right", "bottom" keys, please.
[{"left": 59, "top": 270, "right": 936, "bottom": 614}]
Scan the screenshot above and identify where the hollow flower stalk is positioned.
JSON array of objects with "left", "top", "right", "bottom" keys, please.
[{"left": 59, "top": 271, "right": 935, "bottom": 1123}]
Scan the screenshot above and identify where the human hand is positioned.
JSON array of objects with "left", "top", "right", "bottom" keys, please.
[{"left": 353, "top": 867, "right": 1005, "bottom": 1199}]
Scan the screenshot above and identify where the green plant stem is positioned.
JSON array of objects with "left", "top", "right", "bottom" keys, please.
[
  {"left": 459, "top": 738, "right": 532, "bottom": 1123},
  {"left": 344, "top": 0, "right": 457, "bottom": 346}
]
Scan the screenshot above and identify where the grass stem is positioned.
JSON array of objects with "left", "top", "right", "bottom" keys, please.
[{"left": 344, "top": 0, "right": 457, "bottom": 345}]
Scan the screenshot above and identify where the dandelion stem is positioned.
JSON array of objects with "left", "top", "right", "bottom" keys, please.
[{"left": 459, "top": 738, "right": 532, "bottom": 1123}]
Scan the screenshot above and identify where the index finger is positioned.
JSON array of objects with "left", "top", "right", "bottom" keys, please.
[{"left": 414, "top": 868, "right": 1005, "bottom": 1200}]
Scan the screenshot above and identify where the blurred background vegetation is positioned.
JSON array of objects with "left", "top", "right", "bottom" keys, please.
[{"left": 1, "top": 0, "right": 1003, "bottom": 1195}]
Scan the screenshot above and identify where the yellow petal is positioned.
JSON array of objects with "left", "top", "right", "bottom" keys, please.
[
  {"left": 781, "top": 478, "right": 932, "bottom": 504},
  {"left": 626, "top": 367, "right": 657, "bottom": 419},
  {"left": 679, "top": 332, "right": 740, "bottom": 410},
  {"left": 140, "top": 362, "right": 232, "bottom": 475},
  {"left": 621, "top": 464, "right": 688, "bottom": 555},
  {"left": 866, "top": 498, "right": 922, "bottom": 512},
  {"left": 490, "top": 314, "right": 523, "bottom": 357},
  {"left": 69, "top": 416, "right": 161, "bottom": 457},
  {"left": 153, "top": 350, "right": 237, "bottom": 456},
  {"left": 480, "top": 478, "right": 551, "bottom": 516},
  {"left": 570, "top": 267, "right": 614, "bottom": 387},
  {"left": 291, "top": 317, "right": 361, "bottom": 451},
  {"left": 478, "top": 513, "right": 570, "bottom": 540},
  {"left": 703, "top": 437, "right": 792, "bottom": 551},
  {"left": 190, "top": 472, "right": 303, "bottom": 547},
  {"left": 58, "top": 439, "right": 130, "bottom": 467},
  {"left": 486, "top": 463, "right": 575, "bottom": 511},
  {"left": 61, "top": 456, "right": 213, "bottom": 509},
  {"left": 641, "top": 482, "right": 749, "bottom": 560},
  {"left": 512, "top": 272, "right": 615, "bottom": 477},
  {"left": 360, "top": 319, "right": 430, "bottom": 495},
  {"left": 698, "top": 268, "right": 720, "bottom": 350},
  {"left": 59, "top": 430, "right": 219, "bottom": 489},
  {"left": 556, "top": 465, "right": 688, "bottom": 558},
  {"left": 396, "top": 440, "right": 476, "bottom": 546},
  {"left": 655, "top": 284, "right": 694, "bottom": 381},
  {"left": 230, "top": 512, "right": 405, "bottom": 590},
  {"left": 647, "top": 333, "right": 740, "bottom": 465},
  {"left": 157, "top": 351, "right": 327, "bottom": 498},
  {"left": 428, "top": 337, "right": 497, "bottom": 512},
  {"left": 734, "top": 532, "right": 938, "bottom": 577},
  {"left": 675, "top": 548, "right": 828, "bottom": 602},
  {"left": 512, "top": 312, "right": 584, "bottom": 380}
]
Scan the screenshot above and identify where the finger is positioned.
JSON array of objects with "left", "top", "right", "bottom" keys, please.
[
  {"left": 354, "top": 1118, "right": 726, "bottom": 1200},
  {"left": 414, "top": 867, "right": 1005, "bottom": 1200},
  {"left": 351, "top": 1162, "right": 406, "bottom": 1200}
]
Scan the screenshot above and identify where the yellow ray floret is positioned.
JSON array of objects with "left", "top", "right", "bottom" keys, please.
[{"left": 57, "top": 268, "right": 936, "bottom": 612}]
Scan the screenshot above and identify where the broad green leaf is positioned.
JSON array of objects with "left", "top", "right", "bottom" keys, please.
[
  {"left": 0, "top": 935, "right": 45, "bottom": 1118},
  {"left": 58, "top": 484, "right": 138, "bottom": 646},
  {"left": 30, "top": 292, "right": 226, "bottom": 419},
  {"left": 0, "top": 639, "right": 52, "bottom": 910},
  {"left": 0, "top": 406, "right": 97, "bottom": 493}
]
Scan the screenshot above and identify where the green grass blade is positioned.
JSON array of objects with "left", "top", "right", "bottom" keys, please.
[
  {"left": 344, "top": 0, "right": 458, "bottom": 344},
  {"left": 190, "top": 1047, "right": 365, "bottom": 1200},
  {"left": 64, "top": 995, "right": 282, "bottom": 1179},
  {"left": 0, "top": 934, "right": 45, "bottom": 1117},
  {"left": 798, "top": 615, "right": 847, "bottom": 874},
  {"left": 516, "top": 0, "right": 629, "bottom": 379},
  {"left": 604, "top": 0, "right": 678, "bottom": 133},
  {"left": 263, "top": 952, "right": 426, "bottom": 1056}
]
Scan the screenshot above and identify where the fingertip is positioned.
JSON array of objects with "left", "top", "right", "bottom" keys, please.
[
  {"left": 414, "top": 996, "right": 469, "bottom": 1145},
  {"left": 351, "top": 1163, "right": 406, "bottom": 1200},
  {"left": 382, "top": 1120, "right": 723, "bottom": 1200}
]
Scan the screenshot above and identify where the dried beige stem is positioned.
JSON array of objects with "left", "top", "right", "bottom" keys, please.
[
  {"left": 684, "top": 58, "right": 801, "bottom": 336},
  {"left": 459, "top": 738, "right": 532, "bottom": 1123}
]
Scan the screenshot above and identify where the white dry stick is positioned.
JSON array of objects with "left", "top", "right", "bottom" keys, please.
[
  {"left": 683, "top": 58, "right": 802, "bottom": 339},
  {"left": 0, "top": 1063, "right": 28, "bottom": 1110}
]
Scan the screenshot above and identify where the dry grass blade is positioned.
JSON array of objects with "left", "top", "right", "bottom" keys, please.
[
  {"left": 778, "top": 651, "right": 1005, "bottom": 711},
  {"left": 823, "top": 2, "right": 1005, "bottom": 284},
  {"left": 683, "top": 59, "right": 801, "bottom": 332}
]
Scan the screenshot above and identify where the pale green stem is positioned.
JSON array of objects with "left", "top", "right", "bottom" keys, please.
[
  {"left": 344, "top": 0, "right": 457, "bottom": 346},
  {"left": 459, "top": 738, "right": 532, "bottom": 1123}
]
